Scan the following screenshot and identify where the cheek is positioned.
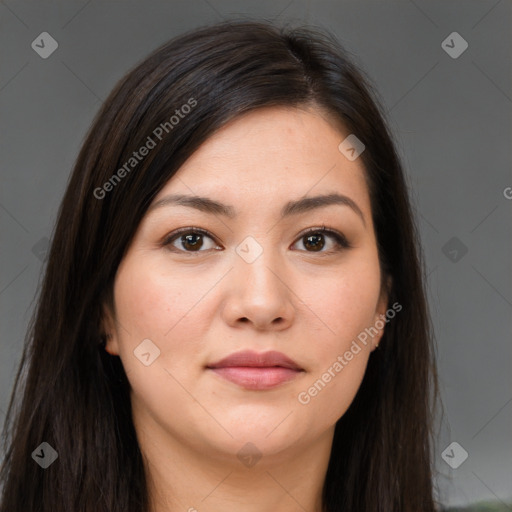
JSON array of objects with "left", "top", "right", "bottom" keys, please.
[
  {"left": 114, "top": 256, "right": 203, "bottom": 338},
  {"left": 293, "top": 254, "right": 381, "bottom": 418},
  {"left": 302, "top": 256, "right": 382, "bottom": 352},
  {"left": 110, "top": 259, "right": 209, "bottom": 411},
  {"left": 296, "top": 353, "right": 368, "bottom": 430},
  {"left": 112, "top": 256, "right": 219, "bottom": 377}
]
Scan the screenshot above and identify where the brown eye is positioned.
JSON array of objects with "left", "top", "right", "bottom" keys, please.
[
  {"left": 162, "top": 225, "right": 350, "bottom": 256},
  {"left": 163, "top": 228, "right": 219, "bottom": 253},
  {"left": 303, "top": 232, "right": 325, "bottom": 252},
  {"left": 178, "top": 233, "right": 204, "bottom": 251},
  {"left": 292, "top": 226, "right": 351, "bottom": 254}
]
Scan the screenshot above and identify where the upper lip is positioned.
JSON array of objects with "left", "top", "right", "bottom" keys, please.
[{"left": 207, "top": 350, "right": 303, "bottom": 371}]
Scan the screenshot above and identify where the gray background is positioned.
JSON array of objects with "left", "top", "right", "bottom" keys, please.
[{"left": 1, "top": 1, "right": 511, "bottom": 509}]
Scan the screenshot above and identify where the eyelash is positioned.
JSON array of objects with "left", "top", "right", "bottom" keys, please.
[{"left": 162, "top": 225, "right": 351, "bottom": 256}]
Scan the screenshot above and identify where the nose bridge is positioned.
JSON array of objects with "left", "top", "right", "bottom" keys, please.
[
  {"left": 235, "top": 234, "right": 285, "bottom": 298},
  {"left": 226, "top": 233, "right": 294, "bottom": 328}
]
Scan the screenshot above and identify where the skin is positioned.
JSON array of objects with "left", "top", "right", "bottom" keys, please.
[{"left": 102, "top": 106, "right": 390, "bottom": 512}]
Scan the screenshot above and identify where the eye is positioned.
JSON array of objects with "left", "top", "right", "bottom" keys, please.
[
  {"left": 291, "top": 226, "right": 351, "bottom": 254},
  {"left": 162, "top": 225, "right": 351, "bottom": 255},
  {"left": 163, "top": 227, "right": 220, "bottom": 254}
]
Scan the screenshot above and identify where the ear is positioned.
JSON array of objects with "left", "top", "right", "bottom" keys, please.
[
  {"left": 100, "top": 301, "right": 120, "bottom": 356},
  {"left": 372, "top": 275, "right": 392, "bottom": 350},
  {"left": 376, "top": 275, "right": 392, "bottom": 316}
]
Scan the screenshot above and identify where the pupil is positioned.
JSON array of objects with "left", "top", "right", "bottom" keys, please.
[
  {"left": 305, "top": 234, "right": 324, "bottom": 251},
  {"left": 183, "top": 234, "right": 202, "bottom": 250}
]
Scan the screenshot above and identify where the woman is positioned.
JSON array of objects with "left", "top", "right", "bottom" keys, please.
[{"left": 0, "top": 20, "right": 441, "bottom": 512}]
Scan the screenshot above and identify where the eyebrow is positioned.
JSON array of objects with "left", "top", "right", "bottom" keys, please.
[{"left": 148, "top": 192, "right": 366, "bottom": 227}]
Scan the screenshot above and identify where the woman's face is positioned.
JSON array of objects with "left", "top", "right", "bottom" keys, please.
[{"left": 104, "top": 106, "right": 389, "bottom": 464}]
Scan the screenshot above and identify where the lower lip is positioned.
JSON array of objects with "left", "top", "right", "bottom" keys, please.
[{"left": 208, "top": 366, "right": 303, "bottom": 390}]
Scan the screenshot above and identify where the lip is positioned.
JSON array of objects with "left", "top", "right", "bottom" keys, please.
[{"left": 206, "top": 350, "right": 304, "bottom": 390}]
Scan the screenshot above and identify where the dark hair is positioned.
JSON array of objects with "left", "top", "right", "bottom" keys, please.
[{"left": 0, "top": 19, "right": 441, "bottom": 512}]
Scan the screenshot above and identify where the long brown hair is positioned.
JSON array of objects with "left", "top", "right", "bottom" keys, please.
[{"left": 0, "top": 20, "right": 441, "bottom": 511}]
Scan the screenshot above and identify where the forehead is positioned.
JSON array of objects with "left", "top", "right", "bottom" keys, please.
[{"left": 152, "top": 106, "right": 371, "bottom": 218}]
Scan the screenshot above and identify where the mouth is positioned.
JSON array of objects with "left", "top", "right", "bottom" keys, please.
[{"left": 206, "top": 350, "right": 305, "bottom": 391}]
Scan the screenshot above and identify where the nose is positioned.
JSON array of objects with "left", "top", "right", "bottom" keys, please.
[{"left": 221, "top": 248, "right": 295, "bottom": 331}]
